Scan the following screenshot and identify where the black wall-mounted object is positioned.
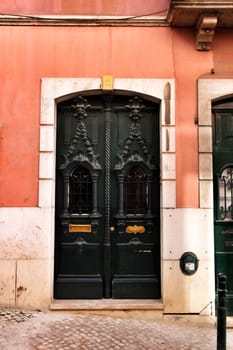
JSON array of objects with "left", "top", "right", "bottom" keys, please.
[{"left": 180, "top": 252, "right": 198, "bottom": 276}]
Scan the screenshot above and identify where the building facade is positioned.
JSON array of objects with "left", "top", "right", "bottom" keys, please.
[{"left": 0, "top": 0, "right": 233, "bottom": 314}]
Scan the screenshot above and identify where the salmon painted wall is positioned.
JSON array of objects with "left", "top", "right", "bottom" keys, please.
[
  {"left": 0, "top": 26, "right": 173, "bottom": 207},
  {"left": 213, "top": 29, "right": 233, "bottom": 74},
  {"left": 0, "top": 26, "right": 232, "bottom": 208},
  {"left": 0, "top": 0, "right": 169, "bottom": 16},
  {"left": 173, "top": 29, "right": 213, "bottom": 207}
]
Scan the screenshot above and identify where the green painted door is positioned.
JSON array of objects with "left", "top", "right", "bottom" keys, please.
[
  {"left": 213, "top": 99, "right": 233, "bottom": 315},
  {"left": 54, "top": 93, "right": 160, "bottom": 299}
]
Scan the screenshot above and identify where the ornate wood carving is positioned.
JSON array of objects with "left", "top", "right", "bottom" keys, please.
[
  {"left": 129, "top": 237, "right": 143, "bottom": 253},
  {"left": 61, "top": 96, "right": 101, "bottom": 170},
  {"left": 59, "top": 96, "right": 101, "bottom": 218},
  {"left": 114, "top": 96, "right": 156, "bottom": 220},
  {"left": 115, "top": 96, "right": 155, "bottom": 171}
]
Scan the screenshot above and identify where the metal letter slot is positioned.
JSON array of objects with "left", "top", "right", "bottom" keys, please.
[
  {"left": 138, "top": 249, "right": 152, "bottom": 254},
  {"left": 222, "top": 229, "right": 233, "bottom": 235},
  {"left": 69, "top": 224, "right": 91, "bottom": 233},
  {"left": 126, "top": 225, "right": 145, "bottom": 234},
  {"left": 225, "top": 241, "right": 233, "bottom": 247}
]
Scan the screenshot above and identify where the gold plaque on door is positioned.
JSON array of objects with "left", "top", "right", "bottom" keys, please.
[
  {"left": 69, "top": 224, "right": 91, "bottom": 233},
  {"left": 126, "top": 225, "right": 145, "bottom": 234}
]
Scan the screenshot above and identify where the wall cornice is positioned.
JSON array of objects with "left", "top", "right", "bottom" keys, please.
[
  {"left": 167, "top": 0, "right": 233, "bottom": 27},
  {"left": 1, "top": 2, "right": 233, "bottom": 29},
  {"left": 0, "top": 15, "right": 168, "bottom": 27}
]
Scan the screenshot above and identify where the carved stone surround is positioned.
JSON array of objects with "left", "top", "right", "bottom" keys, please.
[{"left": 39, "top": 77, "right": 176, "bottom": 307}]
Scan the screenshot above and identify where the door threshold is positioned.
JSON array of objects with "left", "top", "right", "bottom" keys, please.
[{"left": 50, "top": 299, "right": 163, "bottom": 311}]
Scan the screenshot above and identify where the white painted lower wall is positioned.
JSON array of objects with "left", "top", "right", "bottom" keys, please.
[
  {"left": 161, "top": 208, "right": 215, "bottom": 314},
  {"left": 0, "top": 207, "right": 53, "bottom": 309}
]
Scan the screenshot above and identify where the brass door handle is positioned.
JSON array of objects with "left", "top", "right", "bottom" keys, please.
[
  {"left": 126, "top": 225, "right": 145, "bottom": 234},
  {"left": 109, "top": 226, "right": 115, "bottom": 232}
]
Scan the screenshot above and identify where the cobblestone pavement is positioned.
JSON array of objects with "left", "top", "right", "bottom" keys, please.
[{"left": 0, "top": 307, "right": 233, "bottom": 349}]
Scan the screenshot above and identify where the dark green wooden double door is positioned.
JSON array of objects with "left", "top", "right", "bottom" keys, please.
[
  {"left": 54, "top": 93, "right": 160, "bottom": 299},
  {"left": 213, "top": 99, "right": 233, "bottom": 314}
]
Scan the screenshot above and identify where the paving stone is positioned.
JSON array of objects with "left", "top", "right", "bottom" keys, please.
[{"left": 0, "top": 307, "right": 233, "bottom": 349}]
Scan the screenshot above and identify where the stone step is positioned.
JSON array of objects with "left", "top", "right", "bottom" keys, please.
[{"left": 50, "top": 299, "right": 163, "bottom": 311}]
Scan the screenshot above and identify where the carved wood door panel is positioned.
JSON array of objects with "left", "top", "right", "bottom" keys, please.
[{"left": 54, "top": 93, "right": 160, "bottom": 299}]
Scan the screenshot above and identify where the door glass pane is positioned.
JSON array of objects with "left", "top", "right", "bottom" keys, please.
[
  {"left": 69, "top": 166, "right": 92, "bottom": 214},
  {"left": 218, "top": 166, "right": 233, "bottom": 220},
  {"left": 124, "top": 166, "right": 147, "bottom": 214}
]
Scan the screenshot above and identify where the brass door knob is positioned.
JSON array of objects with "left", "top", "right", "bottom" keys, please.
[{"left": 109, "top": 226, "right": 115, "bottom": 232}]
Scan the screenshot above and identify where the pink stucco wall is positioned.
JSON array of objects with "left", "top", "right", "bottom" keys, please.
[
  {"left": 0, "top": 24, "right": 233, "bottom": 208},
  {"left": 0, "top": 0, "right": 169, "bottom": 16}
]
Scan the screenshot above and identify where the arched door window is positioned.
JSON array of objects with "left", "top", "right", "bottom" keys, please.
[
  {"left": 124, "top": 166, "right": 147, "bottom": 214},
  {"left": 217, "top": 166, "right": 233, "bottom": 220},
  {"left": 69, "top": 166, "right": 92, "bottom": 214}
]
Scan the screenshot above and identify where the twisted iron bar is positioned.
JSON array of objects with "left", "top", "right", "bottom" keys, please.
[{"left": 104, "top": 98, "right": 112, "bottom": 297}]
